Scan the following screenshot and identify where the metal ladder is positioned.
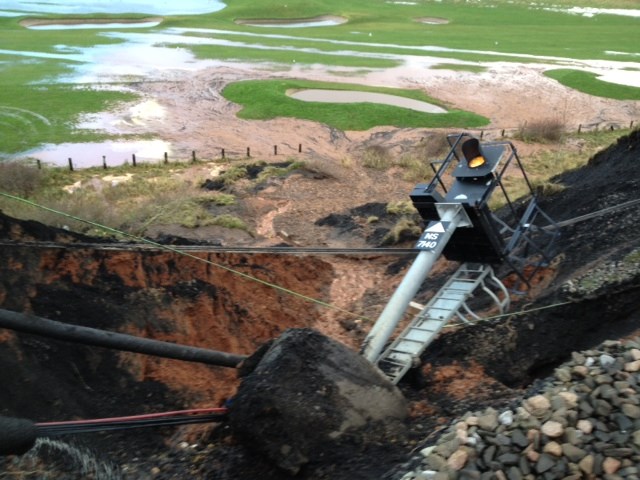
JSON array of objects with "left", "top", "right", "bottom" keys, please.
[{"left": 376, "top": 263, "right": 510, "bottom": 384}]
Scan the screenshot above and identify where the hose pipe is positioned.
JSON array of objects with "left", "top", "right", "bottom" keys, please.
[{"left": 0, "top": 416, "right": 37, "bottom": 455}]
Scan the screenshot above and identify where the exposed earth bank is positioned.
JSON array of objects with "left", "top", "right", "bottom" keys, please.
[{"left": 0, "top": 125, "right": 639, "bottom": 478}]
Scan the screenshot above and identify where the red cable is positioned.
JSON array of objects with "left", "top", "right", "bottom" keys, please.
[{"left": 35, "top": 407, "right": 228, "bottom": 427}]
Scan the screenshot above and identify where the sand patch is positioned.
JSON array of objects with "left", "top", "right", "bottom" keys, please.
[
  {"left": 235, "top": 15, "right": 347, "bottom": 27},
  {"left": 416, "top": 17, "right": 449, "bottom": 25},
  {"left": 19, "top": 16, "right": 162, "bottom": 29},
  {"left": 287, "top": 88, "right": 447, "bottom": 114}
]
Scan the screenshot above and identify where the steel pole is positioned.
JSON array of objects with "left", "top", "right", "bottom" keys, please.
[{"left": 362, "top": 207, "right": 466, "bottom": 363}]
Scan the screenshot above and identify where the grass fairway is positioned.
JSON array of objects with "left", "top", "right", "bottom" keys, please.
[
  {"left": 222, "top": 79, "right": 488, "bottom": 129},
  {"left": 545, "top": 69, "right": 640, "bottom": 100},
  {"left": 0, "top": 1, "right": 638, "bottom": 155},
  {"left": 0, "top": 16, "right": 138, "bottom": 155}
]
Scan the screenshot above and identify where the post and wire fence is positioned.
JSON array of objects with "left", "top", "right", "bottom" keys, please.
[
  {"left": 34, "top": 143, "right": 307, "bottom": 171},
  {"left": 20, "top": 118, "right": 640, "bottom": 171}
]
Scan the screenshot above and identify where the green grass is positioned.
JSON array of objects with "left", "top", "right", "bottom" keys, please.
[
  {"left": 0, "top": 83, "right": 137, "bottom": 153},
  {"left": 0, "top": 160, "right": 252, "bottom": 236},
  {"left": 0, "top": 16, "right": 139, "bottom": 154},
  {"left": 222, "top": 79, "right": 488, "bottom": 130},
  {"left": 181, "top": 1, "right": 640, "bottom": 60},
  {"left": 545, "top": 69, "right": 640, "bottom": 100},
  {"left": 0, "top": 1, "right": 638, "bottom": 155}
]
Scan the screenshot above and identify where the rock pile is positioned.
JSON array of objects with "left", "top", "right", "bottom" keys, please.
[{"left": 395, "top": 338, "right": 640, "bottom": 480}]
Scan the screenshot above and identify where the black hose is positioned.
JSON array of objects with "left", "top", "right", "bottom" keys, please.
[
  {"left": 0, "top": 308, "right": 247, "bottom": 368},
  {"left": 36, "top": 413, "right": 228, "bottom": 436},
  {"left": 0, "top": 417, "right": 37, "bottom": 455}
]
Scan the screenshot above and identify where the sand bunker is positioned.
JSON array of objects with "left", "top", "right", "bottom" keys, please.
[
  {"left": 235, "top": 15, "right": 347, "bottom": 28},
  {"left": 287, "top": 89, "right": 447, "bottom": 114},
  {"left": 415, "top": 17, "right": 449, "bottom": 25},
  {"left": 19, "top": 17, "right": 162, "bottom": 29}
]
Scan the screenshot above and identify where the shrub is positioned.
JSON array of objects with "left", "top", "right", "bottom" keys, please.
[
  {"left": 381, "top": 217, "right": 422, "bottom": 245},
  {"left": 210, "top": 214, "right": 247, "bottom": 230},
  {"left": 516, "top": 118, "right": 566, "bottom": 143},
  {"left": 396, "top": 133, "right": 449, "bottom": 181},
  {"left": 211, "top": 193, "right": 236, "bottom": 206},
  {"left": 256, "top": 161, "right": 303, "bottom": 183},
  {"left": 0, "top": 162, "right": 42, "bottom": 197},
  {"left": 221, "top": 165, "right": 248, "bottom": 184},
  {"left": 386, "top": 200, "right": 417, "bottom": 216},
  {"left": 361, "top": 145, "right": 392, "bottom": 170},
  {"left": 413, "top": 132, "right": 450, "bottom": 159}
]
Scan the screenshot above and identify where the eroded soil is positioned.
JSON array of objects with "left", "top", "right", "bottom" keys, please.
[{"left": 1, "top": 59, "right": 639, "bottom": 479}]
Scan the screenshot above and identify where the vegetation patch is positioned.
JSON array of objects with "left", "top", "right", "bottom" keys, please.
[
  {"left": 515, "top": 117, "right": 566, "bottom": 143},
  {"left": 222, "top": 79, "right": 488, "bottom": 130},
  {"left": 545, "top": 69, "right": 640, "bottom": 100}
]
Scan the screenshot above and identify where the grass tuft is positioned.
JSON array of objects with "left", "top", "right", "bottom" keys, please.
[
  {"left": 516, "top": 118, "right": 566, "bottom": 143},
  {"left": 361, "top": 145, "right": 393, "bottom": 170}
]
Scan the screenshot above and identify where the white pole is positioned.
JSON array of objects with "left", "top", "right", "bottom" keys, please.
[{"left": 362, "top": 206, "right": 466, "bottom": 363}]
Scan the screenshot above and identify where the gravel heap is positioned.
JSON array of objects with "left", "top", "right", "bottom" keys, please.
[{"left": 393, "top": 338, "right": 640, "bottom": 480}]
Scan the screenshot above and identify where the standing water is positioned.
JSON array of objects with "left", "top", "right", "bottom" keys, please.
[{"left": 1, "top": 0, "right": 225, "bottom": 15}]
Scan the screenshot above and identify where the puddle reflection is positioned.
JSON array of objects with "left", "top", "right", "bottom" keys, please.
[
  {"left": 1, "top": 0, "right": 225, "bottom": 15},
  {"left": 23, "top": 20, "right": 162, "bottom": 30},
  {"left": 17, "top": 140, "right": 172, "bottom": 169}
]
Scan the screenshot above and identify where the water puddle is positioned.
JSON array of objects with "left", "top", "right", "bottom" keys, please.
[
  {"left": 288, "top": 89, "right": 447, "bottom": 113},
  {"left": 542, "top": 6, "right": 640, "bottom": 18},
  {"left": 416, "top": 17, "right": 449, "bottom": 25},
  {"left": 597, "top": 70, "right": 640, "bottom": 88},
  {"left": 236, "top": 15, "right": 347, "bottom": 28},
  {"left": 0, "top": 0, "right": 224, "bottom": 15},
  {"left": 21, "top": 18, "right": 162, "bottom": 30},
  {"left": 17, "top": 140, "right": 172, "bottom": 169}
]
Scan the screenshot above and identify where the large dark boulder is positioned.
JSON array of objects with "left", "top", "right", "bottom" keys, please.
[{"left": 228, "top": 328, "right": 408, "bottom": 474}]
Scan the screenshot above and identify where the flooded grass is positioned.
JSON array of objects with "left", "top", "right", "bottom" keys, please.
[
  {"left": 0, "top": 0, "right": 637, "bottom": 157},
  {"left": 545, "top": 68, "right": 640, "bottom": 99}
]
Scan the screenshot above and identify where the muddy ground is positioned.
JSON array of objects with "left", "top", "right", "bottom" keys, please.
[
  {"left": 1, "top": 57, "right": 640, "bottom": 478},
  {"left": 0, "top": 129, "right": 638, "bottom": 479}
]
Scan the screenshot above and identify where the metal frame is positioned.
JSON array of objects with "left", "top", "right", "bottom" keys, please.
[{"left": 421, "top": 132, "right": 560, "bottom": 289}]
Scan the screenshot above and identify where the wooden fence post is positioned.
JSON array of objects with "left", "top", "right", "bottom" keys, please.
[
  {"left": 221, "top": 148, "right": 225, "bottom": 159},
  {"left": 192, "top": 150, "right": 196, "bottom": 163},
  {"left": 298, "top": 144, "right": 302, "bottom": 153},
  {"left": 247, "top": 147, "right": 251, "bottom": 158},
  {"left": 132, "top": 154, "right": 137, "bottom": 167},
  {"left": 578, "top": 124, "right": 582, "bottom": 133},
  {"left": 36, "top": 159, "right": 41, "bottom": 170},
  {"left": 102, "top": 156, "right": 107, "bottom": 170},
  {"left": 164, "top": 152, "right": 168, "bottom": 164},
  {"left": 274, "top": 145, "right": 278, "bottom": 155},
  {"left": 68, "top": 158, "right": 73, "bottom": 171}
]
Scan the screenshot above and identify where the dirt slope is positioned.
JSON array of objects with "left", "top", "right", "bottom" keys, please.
[{"left": 0, "top": 131, "right": 639, "bottom": 479}]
